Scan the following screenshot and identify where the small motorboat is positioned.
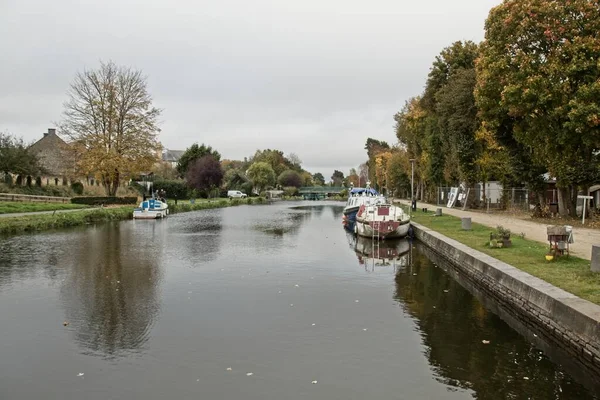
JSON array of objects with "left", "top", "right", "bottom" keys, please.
[
  {"left": 133, "top": 198, "right": 169, "bottom": 219},
  {"left": 342, "top": 182, "right": 382, "bottom": 226},
  {"left": 354, "top": 200, "right": 410, "bottom": 239}
]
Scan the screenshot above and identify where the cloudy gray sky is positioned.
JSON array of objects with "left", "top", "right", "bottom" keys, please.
[{"left": 1, "top": 0, "right": 500, "bottom": 178}]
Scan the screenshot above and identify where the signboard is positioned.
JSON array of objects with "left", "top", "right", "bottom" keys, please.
[
  {"left": 578, "top": 195, "right": 593, "bottom": 224},
  {"left": 447, "top": 187, "right": 459, "bottom": 208}
]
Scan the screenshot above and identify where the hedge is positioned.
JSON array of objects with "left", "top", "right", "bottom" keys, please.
[
  {"left": 153, "top": 179, "right": 189, "bottom": 199},
  {"left": 71, "top": 196, "right": 138, "bottom": 205}
]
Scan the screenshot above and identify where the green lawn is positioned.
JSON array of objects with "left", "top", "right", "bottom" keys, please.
[
  {"left": 0, "top": 202, "right": 89, "bottom": 214},
  {"left": 406, "top": 207, "right": 600, "bottom": 305}
]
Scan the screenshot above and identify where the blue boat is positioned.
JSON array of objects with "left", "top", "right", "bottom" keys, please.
[{"left": 342, "top": 183, "right": 381, "bottom": 225}]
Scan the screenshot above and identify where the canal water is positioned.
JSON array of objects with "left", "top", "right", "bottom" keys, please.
[{"left": 0, "top": 202, "right": 598, "bottom": 399}]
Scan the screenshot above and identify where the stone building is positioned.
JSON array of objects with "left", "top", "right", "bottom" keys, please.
[{"left": 24, "top": 128, "right": 76, "bottom": 186}]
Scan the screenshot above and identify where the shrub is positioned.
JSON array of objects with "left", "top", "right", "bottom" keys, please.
[
  {"left": 71, "top": 181, "right": 84, "bottom": 195},
  {"left": 71, "top": 196, "right": 138, "bottom": 205},
  {"left": 283, "top": 186, "right": 299, "bottom": 197},
  {"left": 153, "top": 179, "right": 188, "bottom": 199}
]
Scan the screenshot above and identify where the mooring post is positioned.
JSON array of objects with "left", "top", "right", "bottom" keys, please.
[
  {"left": 461, "top": 217, "right": 472, "bottom": 230},
  {"left": 591, "top": 245, "right": 600, "bottom": 273}
]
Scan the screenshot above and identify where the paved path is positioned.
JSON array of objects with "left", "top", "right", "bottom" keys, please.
[
  {"left": 0, "top": 208, "right": 100, "bottom": 219},
  {"left": 395, "top": 199, "right": 600, "bottom": 260}
]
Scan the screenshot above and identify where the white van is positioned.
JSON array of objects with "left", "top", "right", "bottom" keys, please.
[{"left": 227, "top": 190, "right": 247, "bottom": 199}]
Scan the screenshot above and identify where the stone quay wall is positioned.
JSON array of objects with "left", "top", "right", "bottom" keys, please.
[{"left": 412, "top": 222, "right": 600, "bottom": 377}]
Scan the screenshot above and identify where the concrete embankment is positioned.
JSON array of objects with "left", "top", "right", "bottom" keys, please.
[{"left": 412, "top": 221, "right": 600, "bottom": 378}]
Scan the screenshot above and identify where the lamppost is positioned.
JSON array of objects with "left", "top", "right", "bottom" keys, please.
[{"left": 410, "top": 159, "right": 415, "bottom": 214}]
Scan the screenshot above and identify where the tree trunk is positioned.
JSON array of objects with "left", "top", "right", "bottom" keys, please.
[{"left": 557, "top": 186, "right": 569, "bottom": 216}]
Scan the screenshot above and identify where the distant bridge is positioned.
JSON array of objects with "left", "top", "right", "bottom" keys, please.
[{"left": 298, "top": 186, "right": 345, "bottom": 200}]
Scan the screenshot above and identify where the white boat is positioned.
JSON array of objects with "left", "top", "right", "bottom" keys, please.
[
  {"left": 133, "top": 198, "right": 169, "bottom": 219},
  {"left": 342, "top": 182, "right": 383, "bottom": 226},
  {"left": 354, "top": 200, "right": 410, "bottom": 239}
]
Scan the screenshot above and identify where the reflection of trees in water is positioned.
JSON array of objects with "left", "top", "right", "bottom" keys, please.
[
  {"left": 393, "top": 247, "right": 594, "bottom": 399},
  {"left": 254, "top": 211, "right": 309, "bottom": 237},
  {"left": 173, "top": 211, "right": 223, "bottom": 262},
  {"left": 0, "top": 235, "right": 68, "bottom": 290},
  {"left": 60, "top": 224, "right": 161, "bottom": 359}
]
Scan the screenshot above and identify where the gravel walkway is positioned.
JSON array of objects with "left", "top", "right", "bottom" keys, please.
[{"left": 395, "top": 199, "right": 600, "bottom": 261}]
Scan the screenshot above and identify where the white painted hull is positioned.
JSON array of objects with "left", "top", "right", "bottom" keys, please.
[
  {"left": 355, "top": 219, "right": 410, "bottom": 239},
  {"left": 133, "top": 209, "right": 168, "bottom": 219}
]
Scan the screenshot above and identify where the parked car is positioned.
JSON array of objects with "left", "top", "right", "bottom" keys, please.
[{"left": 227, "top": 190, "right": 247, "bottom": 199}]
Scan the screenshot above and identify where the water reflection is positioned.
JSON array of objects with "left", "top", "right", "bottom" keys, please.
[
  {"left": 0, "top": 234, "right": 70, "bottom": 290},
  {"left": 394, "top": 243, "right": 596, "bottom": 399},
  {"left": 346, "top": 233, "right": 411, "bottom": 272},
  {"left": 169, "top": 209, "right": 223, "bottom": 263},
  {"left": 60, "top": 224, "right": 161, "bottom": 359}
]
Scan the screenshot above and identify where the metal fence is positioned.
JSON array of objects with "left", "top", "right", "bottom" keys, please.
[{"left": 436, "top": 186, "right": 533, "bottom": 212}]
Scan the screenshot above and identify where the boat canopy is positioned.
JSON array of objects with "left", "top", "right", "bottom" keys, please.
[{"left": 350, "top": 187, "right": 378, "bottom": 196}]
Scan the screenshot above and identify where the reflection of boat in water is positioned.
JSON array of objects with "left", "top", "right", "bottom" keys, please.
[
  {"left": 348, "top": 233, "right": 411, "bottom": 269},
  {"left": 133, "top": 198, "right": 169, "bottom": 219},
  {"left": 354, "top": 200, "right": 410, "bottom": 239}
]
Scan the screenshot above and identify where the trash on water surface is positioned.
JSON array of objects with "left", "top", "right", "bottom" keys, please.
[
  {"left": 482, "top": 340, "right": 490, "bottom": 344},
  {"left": 363, "top": 328, "right": 368, "bottom": 331},
  {"left": 443, "top": 290, "right": 449, "bottom": 293},
  {"left": 355, "top": 300, "right": 359, "bottom": 303},
  {"left": 226, "top": 367, "right": 232, "bottom": 371},
  {"left": 312, "top": 380, "right": 318, "bottom": 384},
  {"left": 77, "top": 373, "right": 84, "bottom": 377},
  {"left": 246, "top": 372, "right": 253, "bottom": 376}
]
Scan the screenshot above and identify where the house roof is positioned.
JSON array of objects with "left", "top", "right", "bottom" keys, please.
[
  {"left": 28, "top": 129, "right": 72, "bottom": 176},
  {"left": 162, "top": 149, "right": 185, "bottom": 162}
]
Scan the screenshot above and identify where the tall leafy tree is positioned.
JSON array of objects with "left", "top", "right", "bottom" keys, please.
[
  {"left": 277, "top": 170, "right": 302, "bottom": 188},
  {"left": 0, "top": 133, "right": 42, "bottom": 177},
  {"left": 177, "top": 143, "right": 221, "bottom": 178},
  {"left": 312, "top": 172, "right": 325, "bottom": 186},
  {"left": 247, "top": 162, "right": 276, "bottom": 193},
  {"left": 331, "top": 170, "right": 345, "bottom": 186},
  {"left": 59, "top": 61, "right": 162, "bottom": 195},
  {"left": 436, "top": 67, "right": 480, "bottom": 203},
  {"left": 186, "top": 155, "right": 224, "bottom": 197},
  {"left": 477, "top": 0, "right": 600, "bottom": 215}
]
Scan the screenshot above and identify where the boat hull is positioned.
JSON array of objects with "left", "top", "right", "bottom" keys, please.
[
  {"left": 133, "top": 209, "right": 168, "bottom": 219},
  {"left": 355, "top": 219, "right": 410, "bottom": 239}
]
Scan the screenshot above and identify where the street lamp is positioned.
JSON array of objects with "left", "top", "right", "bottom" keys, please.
[{"left": 409, "top": 159, "right": 415, "bottom": 214}]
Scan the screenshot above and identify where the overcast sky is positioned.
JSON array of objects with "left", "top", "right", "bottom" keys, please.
[{"left": 1, "top": 0, "right": 501, "bottom": 178}]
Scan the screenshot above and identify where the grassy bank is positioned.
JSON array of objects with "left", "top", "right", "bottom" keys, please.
[
  {"left": 0, "top": 206, "right": 134, "bottom": 235},
  {"left": 167, "top": 197, "right": 266, "bottom": 213},
  {"left": 405, "top": 207, "right": 600, "bottom": 304},
  {"left": 0, "top": 202, "right": 89, "bottom": 214},
  {"left": 0, "top": 197, "right": 270, "bottom": 236}
]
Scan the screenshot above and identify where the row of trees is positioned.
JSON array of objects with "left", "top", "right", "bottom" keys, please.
[
  {"left": 365, "top": 0, "right": 600, "bottom": 216},
  {"left": 167, "top": 145, "right": 355, "bottom": 197},
  {"left": 52, "top": 60, "right": 356, "bottom": 197}
]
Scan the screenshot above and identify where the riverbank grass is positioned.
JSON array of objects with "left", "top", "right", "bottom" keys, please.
[
  {"left": 406, "top": 207, "right": 600, "bottom": 305},
  {"left": 167, "top": 197, "right": 266, "bottom": 213},
  {"left": 0, "top": 202, "right": 88, "bottom": 214},
  {"left": 0, "top": 206, "right": 134, "bottom": 235}
]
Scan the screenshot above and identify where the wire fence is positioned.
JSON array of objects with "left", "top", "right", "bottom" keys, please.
[{"left": 436, "top": 186, "right": 542, "bottom": 212}]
